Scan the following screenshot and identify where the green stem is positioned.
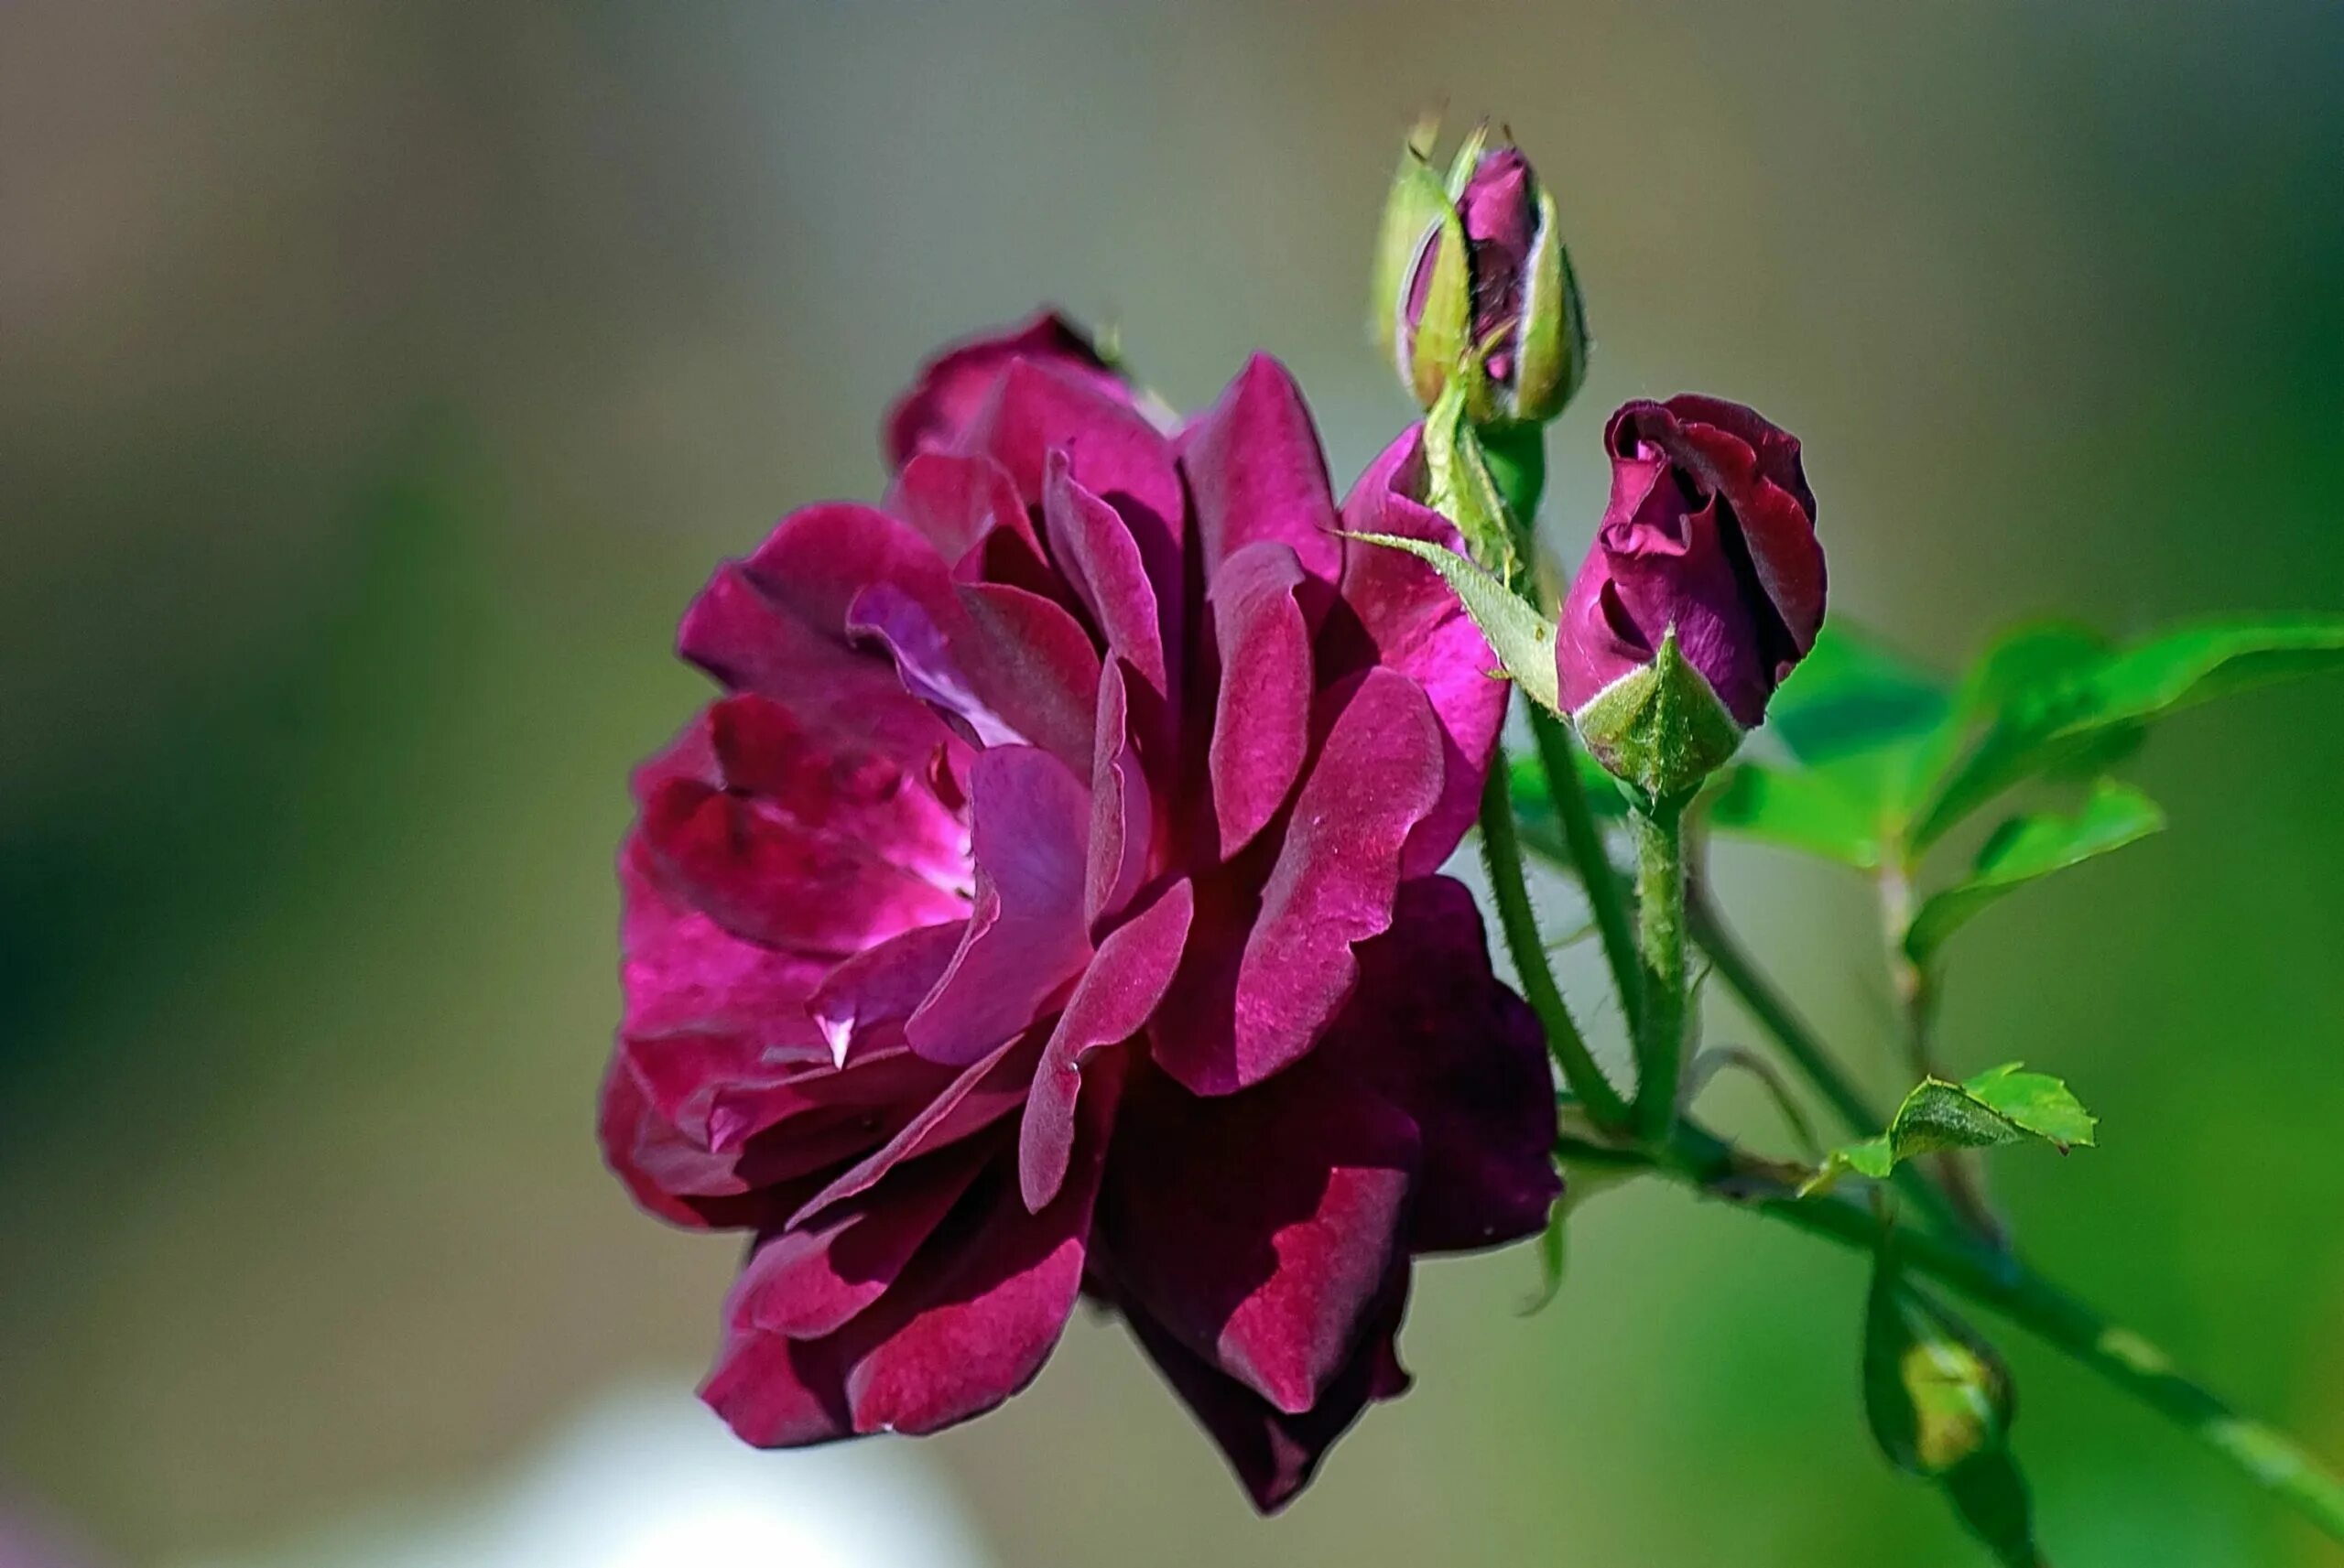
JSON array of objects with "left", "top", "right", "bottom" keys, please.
[
  {"left": 1646, "top": 1123, "right": 2344, "bottom": 1543},
  {"left": 1480, "top": 740, "right": 1629, "bottom": 1130},
  {"left": 1883, "top": 860, "right": 2008, "bottom": 1247},
  {"left": 1685, "top": 885, "right": 1967, "bottom": 1238},
  {"left": 1630, "top": 798, "right": 1689, "bottom": 1141},
  {"left": 1527, "top": 706, "right": 1644, "bottom": 1032}
]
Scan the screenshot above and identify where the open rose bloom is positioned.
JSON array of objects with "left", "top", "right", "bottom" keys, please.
[{"left": 601, "top": 315, "right": 1560, "bottom": 1509}]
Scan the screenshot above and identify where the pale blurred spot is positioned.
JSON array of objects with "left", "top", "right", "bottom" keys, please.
[{"left": 177, "top": 1384, "right": 991, "bottom": 1568}]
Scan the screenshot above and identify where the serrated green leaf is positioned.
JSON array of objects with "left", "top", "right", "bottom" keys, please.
[
  {"left": 1705, "top": 762, "right": 1882, "bottom": 867},
  {"left": 1902, "top": 780, "right": 2165, "bottom": 964},
  {"left": 1958, "top": 1061, "right": 2099, "bottom": 1149},
  {"left": 1805, "top": 1062, "right": 2095, "bottom": 1196},
  {"left": 1911, "top": 614, "right": 2344, "bottom": 849},
  {"left": 1345, "top": 531, "right": 1559, "bottom": 714}
]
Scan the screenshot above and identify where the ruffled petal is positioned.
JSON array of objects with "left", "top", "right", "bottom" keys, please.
[
  {"left": 1320, "top": 876, "right": 1560, "bottom": 1252},
  {"left": 1151, "top": 667, "right": 1445, "bottom": 1094},
  {"left": 1330, "top": 427, "right": 1506, "bottom": 874},
  {"left": 1018, "top": 878, "right": 1194, "bottom": 1211},
  {"left": 1115, "top": 1263, "right": 1410, "bottom": 1513},
  {"left": 955, "top": 358, "right": 1184, "bottom": 544},
  {"left": 882, "top": 309, "right": 1126, "bottom": 469},
  {"left": 906, "top": 745, "right": 1093, "bottom": 1065},
  {"left": 839, "top": 1052, "right": 1125, "bottom": 1435},
  {"left": 805, "top": 920, "right": 966, "bottom": 1068},
  {"left": 1096, "top": 1056, "right": 1418, "bottom": 1415},
  {"left": 1205, "top": 540, "right": 1315, "bottom": 860},
  {"left": 1179, "top": 355, "right": 1342, "bottom": 586}
]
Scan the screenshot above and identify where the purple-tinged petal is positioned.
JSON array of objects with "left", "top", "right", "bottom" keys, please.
[
  {"left": 1042, "top": 451, "right": 1168, "bottom": 698},
  {"left": 1084, "top": 661, "right": 1155, "bottom": 926},
  {"left": 953, "top": 580, "right": 1102, "bottom": 776},
  {"left": 701, "top": 1319, "right": 850, "bottom": 1448},
  {"left": 955, "top": 358, "right": 1184, "bottom": 538},
  {"left": 792, "top": 1031, "right": 1042, "bottom": 1226},
  {"left": 1331, "top": 427, "right": 1506, "bottom": 874},
  {"left": 884, "top": 449, "right": 1045, "bottom": 579},
  {"left": 884, "top": 309, "right": 1128, "bottom": 470},
  {"left": 1153, "top": 668, "right": 1445, "bottom": 1094},
  {"left": 1019, "top": 879, "right": 1194, "bottom": 1211},
  {"left": 850, "top": 581, "right": 1026, "bottom": 751},
  {"left": 806, "top": 921, "right": 965, "bottom": 1068},
  {"left": 736, "top": 1143, "right": 991, "bottom": 1341},
  {"left": 839, "top": 1052, "right": 1125, "bottom": 1435},
  {"left": 1114, "top": 1263, "right": 1410, "bottom": 1513},
  {"left": 637, "top": 776, "right": 966, "bottom": 957},
  {"left": 906, "top": 745, "right": 1093, "bottom": 1065},
  {"left": 1097, "top": 1057, "right": 1418, "bottom": 1415},
  {"left": 1321, "top": 877, "right": 1560, "bottom": 1252},
  {"left": 1205, "top": 540, "right": 1315, "bottom": 860},
  {"left": 678, "top": 565, "right": 951, "bottom": 768},
  {"left": 1179, "top": 355, "right": 1342, "bottom": 586}
]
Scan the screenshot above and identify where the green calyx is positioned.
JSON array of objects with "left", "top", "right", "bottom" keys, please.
[{"left": 1572, "top": 630, "right": 1745, "bottom": 801}]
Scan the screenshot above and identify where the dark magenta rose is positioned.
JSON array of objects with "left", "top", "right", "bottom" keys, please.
[
  {"left": 600, "top": 318, "right": 1560, "bottom": 1510},
  {"left": 1556, "top": 395, "right": 1826, "bottom": 730}
]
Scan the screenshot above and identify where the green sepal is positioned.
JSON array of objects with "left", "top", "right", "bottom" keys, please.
[
  {"left": 1573, "top": 630, "right": 1745, "bottom": 802},
  {"left": 1404, "top": 195, "right": 1473, "bottom": 410},
  {"left": 1369, "top": 113, "right": 1449, "bottom": 358},
  {"left": 1806, "top": 1062, "right": 2096, "bottom": 1197},
  {"left": 1342, "top": 530, "right": 1560, "bottom": 715},
  {"left": 1506, "top": 183, "right": 1589, "bottom": 425}
]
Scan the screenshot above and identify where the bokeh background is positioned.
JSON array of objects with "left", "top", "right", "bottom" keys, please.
[{"left": 6, "top": 3, "right": 2343, "bottom": 1563}]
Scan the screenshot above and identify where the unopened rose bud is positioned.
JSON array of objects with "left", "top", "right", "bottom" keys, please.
[
  {"left": 1557, "top": 395, "right": 1826, "bottom": 796},
  {"left": 1374, "top": 125, "right": 1590, "bottom": 427}
]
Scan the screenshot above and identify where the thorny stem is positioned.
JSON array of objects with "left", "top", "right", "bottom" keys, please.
[
  {"left": 1527, "top": 706, "right": 1644, "bottom": 1033},
  {"left": 1480, "top": 738, "right": 1629, "bottom": 1129},
  {"left": 1683, "top": 881, "right": 1968, "bottom": 1238},
  {"left": 1629, "top": 796, "right": 1689, "bottom": 1141},
  {"left": 1560, "top": 1121, "right": 2344, "bottom": 1546},
  {"left": 1882, "top": 857, "right": 2008, "bottom": 1247}
]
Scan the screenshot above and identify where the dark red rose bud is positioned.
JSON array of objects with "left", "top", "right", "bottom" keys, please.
[
  {"left": 1377, "top": 130, "right": 1589, "bottom": 427},
  {"left": 1557, "top": 396, "right": 1825, "bottom": 779}
]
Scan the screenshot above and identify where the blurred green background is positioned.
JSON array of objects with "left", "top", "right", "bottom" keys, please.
[{"left": 5, "top": 3, "right": 2342, "bottom": 1563}]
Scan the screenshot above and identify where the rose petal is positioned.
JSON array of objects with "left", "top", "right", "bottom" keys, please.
[
  {"left": 791, "top": 1030, "right": 1043, "bottom": 1226},
  {"left": 883, "top": 309, "right": 1127, "bottom": 470},
  {"left": 1042, "top": 451, "right": 1168, "bottom": 698},
  {"left": 955, "top": 358, "right": 1183, "bottom": 539},
  {"left": 1115, "top": 1263, "right": 1410, "bottom": 1513},
  {"left": 1321, "top": 876, "right": 1560, "bottom": 1252},
  {"left": 1018, "top": 879, "right": 1195, "bottom": 1211},
  {"left": 1331, "top": 427, "right": 1506, "bottom": 875},
  {"left": 1179, "top": 354, "right": 1341, "bottom": 586},
  {"left": 1096, "top": 1056, "right": 1418, "bottom": 1415},
  {"left": 805, "top": 921, "right": 967, "bottom": 1068},
  {"left": 1205, "top": 540, "right": 1315, "bottom": 859},
  {"left": 736, "top": 1142, "right": 992, "bottom": 1341},
  {"left": 838, "top": 1051, "right": 1125, "bottom": 1435},
  {"left": 905, "top": 745, "right": 1094, "bottom": 1065},
  {"left": 1151, "top": 667, "right": 1445, "bottom": 1094},
  {"left": 1084, "top": 661, "right": 1154, "bottom": 927}
]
